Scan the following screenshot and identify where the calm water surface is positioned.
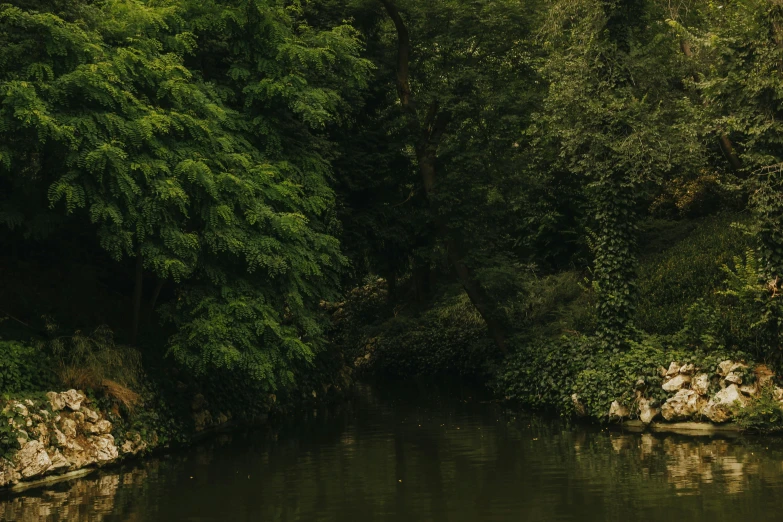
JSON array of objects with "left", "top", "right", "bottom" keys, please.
[{"left": 3, "top": 381, "right": 783, "bottom": 521}]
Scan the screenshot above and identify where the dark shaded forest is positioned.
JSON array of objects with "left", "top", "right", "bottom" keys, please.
[{"left": 2, "top": 0, "right": 783, "bottom": 434}]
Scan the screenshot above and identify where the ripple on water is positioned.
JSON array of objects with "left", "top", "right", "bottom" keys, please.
[{"left": 3, "top": 383, "right": 783, "bottom": 521}]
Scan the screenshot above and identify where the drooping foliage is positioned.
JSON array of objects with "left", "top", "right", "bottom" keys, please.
[
  {"left": 0, "top": 0, "right": 371, "bottom": 390},
  {"left": 5, "top": 0, "right": 783, "bottom": 421}
]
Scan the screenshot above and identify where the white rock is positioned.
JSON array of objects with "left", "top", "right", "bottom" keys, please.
[
  {"left": 740, "top": 384, "right": 758, "bottom": 397},
  {"left": 638, "top": 398, "right": 659, "bottom": 424},
  {"left": 47, "top": 449, "right": 69, "bottom": 471},
  {"left": 59, "top": 418, "right": 77, "bottom": 439},
  {"left": 52, "top": 427, "right": 68, "bottom": 448},
  {"left": 679, "top": 363, "right": 696, "bottom": 375},
  {"left": 571, "top": 394, "right": 586, "bottom": 417},
  {"left": 90, "top": 434, "right": 118, "bottom": 462},
  {"left": 120, "top": 432, "right": 147, "bottom": 455},
  {"left": 609, "top": 401, "right": 630, "bottom": 420},
  {"left": 46, "top": 392, "right": 66, "bottom": 412},
  {"left": 692, "top": 373, "right": 711, "bottom": 395},
  {"left": 61, "top": 390, "right": 85, "bottom": 411},
  {"left": 662, "top": 374, "right": 691, "bottom": 392},
  {"left": 661, "top": 389, "right": 706, "bottom": 421},
  {"left": 718, "top": 360, "right": 747, "bottom": 377},
  {"left": 86, "top": 420, "right": 112, "bottom": 436},
  {"left": 701, "top": 384, "right": 747, "bottom": 423},
  {"left": 725, "top": 372, "right": 743, "bottom": 385},
  {"left": 15, "top": 440, "right": 51, "bottom": 479},
  {"left": 32, "top": 422, "right": 49, "bottom": 446},
  {"left": 9, "top": 402, "right": 28, "bottom": 417},
  {"left": 666, "top": 362, "right": 681, "bottom": 376},
  {"left": 82, "top": 407, "right": 100, "bottom": 423}
]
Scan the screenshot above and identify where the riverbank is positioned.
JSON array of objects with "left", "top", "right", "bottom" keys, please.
[
  {"left": 495, "top": 339, "right": 783, "bottom": 434},
  {"left": 0, "top": 388, "right": 224, "bottom": 490},
  {"left": 0, "top": 358, "right": 354, "bottom": 491},
  {"left": 5, "top": 381, "right": 783, "bottom": 521}
]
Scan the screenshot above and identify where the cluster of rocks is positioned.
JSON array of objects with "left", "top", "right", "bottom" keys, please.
[
  {"left": 606, "top": 360, "right": 781, "bottom": 426},
  {"left": 0, "top": 390, "right": 147, "bottom": 488}
]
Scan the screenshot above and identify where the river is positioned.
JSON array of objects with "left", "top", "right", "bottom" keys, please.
[{"left": 2, "top": 380, "right": 782, "bottom": 521}]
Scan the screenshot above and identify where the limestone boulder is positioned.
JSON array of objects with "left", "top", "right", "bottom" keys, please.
[
  {"left": 86, "top": 420, "right": 112, "bottom": 436},
  {"left": 665, "top": 362, "right": 681, "bottom": 377},
  {"left": 725, "top": 372, "right": 743, "bottom": 385},
  {"left": 718, "top": 360, "right": 747, "bottom": 377},
  {"left": 15, "top": 440, "right": 51, "bottom": 479},
  {"left": 51, "top": 427, "right": 68, "bottom": 448},
  {"left": 46, "top": 392, "right": 66, "bottom": 412},
  {"left": 571, "top": 394, "right": 586, "bottom": 417},
  {"left": 691, "top": 373, "right": 711, "bottom": 395},
  {"left": 61, "top": 390, "right": 85, "bottom": 411},
  {"left": 701, "top": 384, "right": 747, "bottom": 423},
  {"left": 740, "top": 384, "right": 759, "bottom": 397},
  {"left": 662, "top": 374, "right": 691, "bottom": 392},
  {"left": 609, "top": 401, "right": 630, "bottom": 420},
  {"left": 661, "top": 389, "right": 706, "bottom": 421},
  {"left": 638, "top": 398, "right": 659, "bottom": 424},
  {"left": 679, "top": 363, "right": 696, "bottom": 375},
  {"left": 59, "top": 418, "right": 77, "bottom": 439},
  {"left": 89, "top": 434, "right": 119, "bottom": 462},
  {"left": 120, "top": 432, "right": 147, "bottom": 456},
  {"left": 63, "top": 442, "right": 93, "bottom": 469},
  {"left": 0, "top": 458, "right": 20, "bottom": 487},
  {"left": 47, "top": 449, "right": 69, "bottom": 471},
  {"left": 81, "top": 407, "right": 100, "bottom": 423},
  {"left": 8, "top": 402, "right": 28, "bottom": 417}
]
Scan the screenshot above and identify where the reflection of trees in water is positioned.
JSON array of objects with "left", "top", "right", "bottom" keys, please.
[{"left": 6, "top": 385, "right": 783, "bottom": 521}]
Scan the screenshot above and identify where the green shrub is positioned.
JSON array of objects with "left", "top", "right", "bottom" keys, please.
[
  {"left": 733, "top": 385, "right": 783, "bottom": 433},
  {"left": 495, "top": 331, "right": 751, "bottom": 420},
  {"left": 635, "top": 213, "right": 750, "bottom": 334},
  {"left": 0, "top": 340, "right": 54, "bottom": 394},
  {"left": 358, "top": 287, "right": 495, "bottom": 377}
]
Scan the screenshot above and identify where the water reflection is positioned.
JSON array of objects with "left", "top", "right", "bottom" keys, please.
[{"left": 3, "top": 382, "right": 783, "bottom": 521}]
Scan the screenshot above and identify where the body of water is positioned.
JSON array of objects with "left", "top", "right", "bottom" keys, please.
[{"left": 2, "top": 381, "right": 783, "bottom": 521}]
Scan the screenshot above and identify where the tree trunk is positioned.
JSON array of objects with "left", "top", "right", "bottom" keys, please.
[
  {"left": 131, "top": 244, "right": 143, "bottom": 345},
  {"left": 145, "top": 278, "right": 165, "bottom": 327},
  {"left": 380, "top": 0, "right": 509, "bottom": 352}
]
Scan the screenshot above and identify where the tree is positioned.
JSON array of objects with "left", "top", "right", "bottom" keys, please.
[{"left": 0, "top": 0, "right": 371, "bottom": 389}]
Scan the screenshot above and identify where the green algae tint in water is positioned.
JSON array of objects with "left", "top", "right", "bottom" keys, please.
[{"left": 2, "top": 381, "right": 783, "bottom": 522}]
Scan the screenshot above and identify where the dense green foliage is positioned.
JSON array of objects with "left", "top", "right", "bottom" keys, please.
[{"left": 4, "top": 0, "right": 783, "bottom": 432}]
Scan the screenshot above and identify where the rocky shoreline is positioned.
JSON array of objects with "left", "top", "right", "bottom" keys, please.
[
  {"left": 0, "top": 390, "right": 151, "bottom": 490},
  {"left": 1, "top": 359, "right": 778, "bottom": 490},
  {"left": 571, "top": 359, "right": 780, "bottom": 431}
]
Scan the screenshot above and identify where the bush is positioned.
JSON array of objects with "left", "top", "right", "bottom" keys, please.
[
  {"left": 733, "top": 385, "right": 783, "bottom": 433},
  {"left": 38, "top": 322, "right": 143, "bottom": 410},
  {"left": 0, "top": 340, "right": 54, "bottom": 394},
  {"left": 635, "top": 213, "right": 750, "bottom": 334},
  {"left": 355, "top": 286, "right": 495, "bottom": 377},
  {"left": 495, "top": 331, "right": 751, "bottom": 420}
]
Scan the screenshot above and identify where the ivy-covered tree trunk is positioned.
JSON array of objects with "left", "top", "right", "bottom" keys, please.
[
  {"left": 380, "top": 0, "right": 509, "bottom": 353},
  {"left": 590, "top": 174, "right": 638, "bottom": 349}
]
